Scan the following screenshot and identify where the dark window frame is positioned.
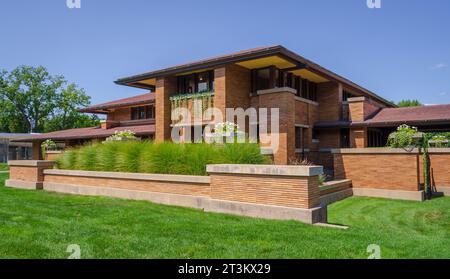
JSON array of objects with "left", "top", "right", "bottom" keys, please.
[{"left": 131, "top": 105, "right": 155, "bottom": 120}]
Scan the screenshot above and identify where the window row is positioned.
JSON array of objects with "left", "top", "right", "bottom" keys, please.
[
  {"left": 251, "top": 67, "right": 318, "bottom": 102},
  {"left": 131, "top": 105, "right": 155, "bottom": 120},
  {"left": 177, "top": 70, "right": 214, "bottom": 94}
]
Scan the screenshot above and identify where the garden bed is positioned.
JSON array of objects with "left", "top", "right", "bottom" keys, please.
[{"left": 56, "top": 142, "right": 270, "bottom": 176}]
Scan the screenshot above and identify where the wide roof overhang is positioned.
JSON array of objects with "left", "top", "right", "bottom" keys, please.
[{"left": 114, "top": 45, "right": 395, "bottom": 107}]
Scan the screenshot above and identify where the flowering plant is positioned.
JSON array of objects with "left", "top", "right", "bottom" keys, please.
[
  {"left": 206, "top": 122, "right": 245, "bottom": 143},
  {"left": 387, "top": 124, "right": 420, "bottom": 148},
  {"left": 41, "top": 139, "right": 57, "bottom": 159},
  {"left": 105, "top": 130, "right": 137, "bottom": 142}
]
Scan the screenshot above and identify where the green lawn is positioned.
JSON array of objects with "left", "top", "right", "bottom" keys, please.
[
  {"left": 0, "top": 172, "right": 449, "bottom": 259},
  {"left": 0, "top": 163, "right": 8, "bottom": 171}
]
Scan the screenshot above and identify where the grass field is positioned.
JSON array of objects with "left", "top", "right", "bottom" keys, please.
[
  {"left": 0, "top": 172, "right": 449, "bottom": 259},
  {"left": 0, "top": 163, "right": 8, "bottom": 171}
]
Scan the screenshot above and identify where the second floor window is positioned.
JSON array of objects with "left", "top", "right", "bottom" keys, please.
[
  {"left": 131, "top": 105, "right": 155, "bottom": 120},
  {"left": 177, "top": 70, "right": 214, "bottom": 94},
  {"left": 251, "top": 66, "right": 318, "bottom": 102}
]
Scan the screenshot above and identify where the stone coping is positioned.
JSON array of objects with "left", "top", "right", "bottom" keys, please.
[
  {"left": 347, "top": 96, "right": 366, "bottom": 103},
  {"left": 44, "top": 169, "right": 211, "bottom": 184},
  {"left": 206, "top": 164, "right": 323, "bottom": 177},
  {"left": 320, "top": 179, "right": 352, "bottom": 191},
  {"left": 294, "top": 96, "right": 319, "bottom": 106},
  {"left": 46, "top": 150, "right": 62, "bottom": 154},
  {"left": 331, "top": 148, "right": 450, "bottom": 154},
  {"left": 8, "top": 160, "right": 55, "bottom": 167},
  {"left": 257, "top": 87, "right": 297, "bottom": 95},
  {"left": 256, "top": 87, "right": 319, "bottom": 106}
]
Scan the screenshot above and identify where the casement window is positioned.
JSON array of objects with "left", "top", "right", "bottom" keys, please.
[
  {"left": 295, "top": 127, "right": 303, "bottom": 149},
  {"left": 131, "top": 105, "right": 155, "bottom": 120},
  {"left": 340, "top": 129, "right": 350, "bottom": 148},
  {"left": 177, "top": 70, "right": 214, "bottom": 94},
  {"left": 251, "top": 67, "right": 318, "bottom": 102},
  {"left": 312, "top": 129, "right": 320, "bottom": 142}
]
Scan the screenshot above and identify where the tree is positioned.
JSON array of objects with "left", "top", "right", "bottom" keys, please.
[
  {"left": 42, "top": 83, "right": 100, "bottom": 132},
  {"left": 397, "top": 99, "right": 423, "bottom": 107},
  {"left": 0, "top": 66, "right": 99, "bottom": 133}
]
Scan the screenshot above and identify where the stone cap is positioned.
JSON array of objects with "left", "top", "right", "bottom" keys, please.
[
  {"left": 257, "top": 87, "right": 297, "bottom": 96},
  {"left": 8, "top": 160, "right": 55, "bottom": 167},
  {"left": 331, "top": 148, "right": 450, "bottom": 154},
  {"left": 347, "top": 96, "right": 366, "bottom": 103},
  {"left": 206, "top": 164, "right": 323, "bottom": 177},
  {"left": 44, "top": 169, "right": 211, "bottom": 184}
]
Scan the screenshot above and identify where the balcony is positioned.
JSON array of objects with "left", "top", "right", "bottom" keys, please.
[{"left": 170, "top": 92, "right": 215, "bottom": 125}]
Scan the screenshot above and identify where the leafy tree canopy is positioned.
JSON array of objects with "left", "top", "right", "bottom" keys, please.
[
  {"left": 397, "top": 99, "right": 423, "bottom": 107},
  {"left": 0, "top": 66, "right": 99, "bottom": 133}
]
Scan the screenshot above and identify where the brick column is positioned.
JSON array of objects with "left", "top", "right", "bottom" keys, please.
[
  {"left": 206, "top": 164, "right": 326, "bottom": 224},
  {"left": 5, "top": 160, "right": 55, "bottom": 190},
  {"left": 155, "top": 76, "right": 177, "bottom": 143},
  {"left": 257, "top": 88, "right": 296, "bottom": 165},
  {"left": 31, "top": 140, "right": 43, "bottom": 160},
  {"left": 350, "top": 127, "right": 368, "bottom": 148}
]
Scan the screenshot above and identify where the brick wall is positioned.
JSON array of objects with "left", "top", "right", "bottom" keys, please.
[
  {"left": 44, "top": 173, "right": 210, "bottom": 197},
  {"left": 257, "top": 89, "right": 296, "bottom": 164},
  {"left": 108, "top": 107, "right": 131, "bottom": 121},
  {"left": 332, "top": 149, "right": 450, "bottom": 192},
  {"left": 155, "top": 76, "right": 177, "bottom": 142},
  {"left": 210, "top": 173, "right": 320, "bottom": 208},
  {"left": 317, "top": 82, "right": 341, "bottom": 121}
]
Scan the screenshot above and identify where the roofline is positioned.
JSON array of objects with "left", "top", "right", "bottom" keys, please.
[
  {"left": 78, "top": 96, "right": 155, "bottom": 113},
  {"left": 114, "top": 45, "right": 395, "bottom": 107},
  {"left": 12, "top": 130, "right": 154, "bottom": 142}
]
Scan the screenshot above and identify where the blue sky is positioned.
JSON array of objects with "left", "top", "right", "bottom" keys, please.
[{"left": 1, "top": 0, "right": 449, "bottom": 105}]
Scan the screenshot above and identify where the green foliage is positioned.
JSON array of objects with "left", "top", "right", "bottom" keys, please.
[
  {"left": 397, "top": 99, "right": 423, "bottom": 107},
  {"left": 105, "top": 130, "right": 137, "bottom": 142},
  {"left": 387, "top": 124, "right": 419, "bottom": 148},
  {"left": 0, "top": 163, "right": 9, "bottom": 171},
  {"left": 56, "top": 142, "right": 270, "bottom": 176},
  {"left": 0, "top": 66, "right": 99, "bottom": 133}
]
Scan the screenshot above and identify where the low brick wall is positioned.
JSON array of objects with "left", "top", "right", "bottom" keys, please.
[
  {"left": 45, "top": 151, "right": 62, "bottom": 161},
  {"left": 6, "top": 160, "right": 55, "bottom": 190},
  {"left": 332, "top": 148, "right": 450, "bottom": 201},
  {"left": 5, "top": 161, "right": 326, "bottom": 224}
]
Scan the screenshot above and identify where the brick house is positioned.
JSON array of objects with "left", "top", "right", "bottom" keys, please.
[{"left": 18, "top": 45, "right": 450, "bottom": 170}]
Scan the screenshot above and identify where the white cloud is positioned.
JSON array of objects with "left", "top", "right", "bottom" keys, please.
[
  {"left": 431, "top": 63, "right": 447, "bottom": 70},
  {"left": 439, "top": 92, "right": 447, "bottom": 96}
]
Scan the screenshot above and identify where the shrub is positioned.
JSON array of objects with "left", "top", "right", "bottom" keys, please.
[
  {"left": 56, "top": 141, "right": 270, "bottom": 176},
  {"left": 387, "top": 124, "right": 419, "bottom": 148}
]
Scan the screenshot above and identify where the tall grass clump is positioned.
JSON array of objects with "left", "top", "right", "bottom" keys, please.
[
  {"left": 56, "top": 141, "right": 270, "bottom": 176},
  {"left": 55, "top": 149, "right": 78, "bottom": 170},
  {"left": 77, "top": 144, "right": 99, "bottom": 171}
]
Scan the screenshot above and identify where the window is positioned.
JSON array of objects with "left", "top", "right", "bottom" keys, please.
[
  {"left": 342, "top": 90, "right": 355, "bottom": 102},
  {"left": 340, "top": 129, "right": 350, "bottom": 148},
  {"left": 177, "top": 71, "right": 214, "bottom": 94},
  {"left": 312, "top": 129, "right": 320, "bottom": 142},
  {"left": 254, "top": 68, "right": 271, "bottom": 91},
  {"left": 295, "top": 127, "right": 303, "bottom": 149},
  {"left": 131, "top": 105, "right": 155, "bottom": 120}
]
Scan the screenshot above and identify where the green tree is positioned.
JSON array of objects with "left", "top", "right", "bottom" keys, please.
[
  {"left": 397, "top": 99, "right": 423, "bottom": 107},
  {"left": 43, "top": 83, "right": 99, "bottom": 132},
  {"left": 0, "top": 66, "right": 99, "bottom": 133}
]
